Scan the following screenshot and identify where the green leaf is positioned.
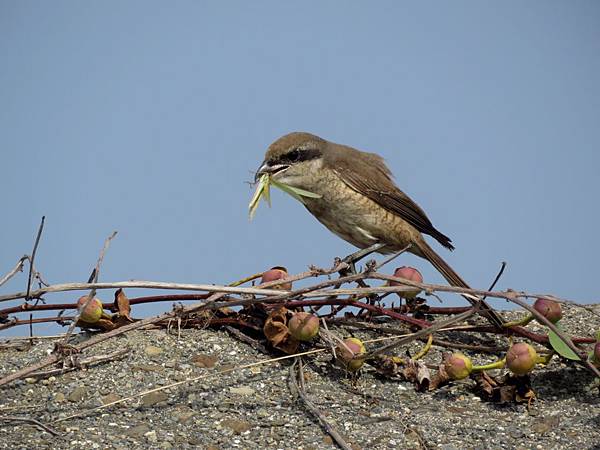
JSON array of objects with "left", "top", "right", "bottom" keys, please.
[
  {"left": 248, "top": 174, "right": 268, "bottom": 220},
  {"left": 271, "top": 179, "right": 322, "bottom": 202},
  {"left": 248, "top": 175, "right": 322, "bottom": 220},
  {"left": 263, "top": 177, "right": 271, "bottom": 207},
  {"left": 547, "top": 323, "right": 581, "bottom": 360}
]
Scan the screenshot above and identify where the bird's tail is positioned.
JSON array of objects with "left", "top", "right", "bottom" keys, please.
[{"left": 417, "top": 241, "right": 505, "bottom": 329}]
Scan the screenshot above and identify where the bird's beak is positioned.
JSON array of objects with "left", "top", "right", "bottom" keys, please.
[{"left": 254, "top": 161, "right": 289, "bottom": 182}]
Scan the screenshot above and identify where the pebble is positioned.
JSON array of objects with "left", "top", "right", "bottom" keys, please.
[
  {"left": 221, "top": 419, "right": 251, "bottom": 434},
  {"left": 125, "top": 424, "right": 151, "bottom": 437},
  {"left": 144, "top": 430, "right": 158, "bottom": 442},
  {"left": 67, "top": 386, "right": 87, "bottom": 402},
  {"left": 229, "top": 386, "right": 255, "bottom": 396},
  {"left": 142, "top": 391, "right": 168, "bottom": 407},
  {"left": 0, "top": 312, "right": 598, "bottom": 450},
  {"left": 101, "top": 393, "right": 121, "bottom": 405},
  {"left": 144, "top": 345, "right": 163, "bottom": 357}
]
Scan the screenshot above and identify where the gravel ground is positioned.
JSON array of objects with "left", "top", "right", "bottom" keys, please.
[{"left": 1, "top": 306, "right": 599, "bottom": 450}]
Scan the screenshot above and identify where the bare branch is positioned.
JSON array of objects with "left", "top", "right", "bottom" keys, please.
[
  {"left": 61, "top": 231, "right": 117, "bottom": 343},
  {"left": 0, "top": 415, "right": 59, "bottom": 436},
  {"left": 0, "top": 256, "right": 29, "bottom": 288}
]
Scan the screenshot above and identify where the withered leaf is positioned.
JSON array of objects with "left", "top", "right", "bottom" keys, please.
[
  {"left": 473, "top": 371, "right": 535, "bottom": 405},
  {"left": 96, "top": 318, "right": 117, "bottom": 331},
  {"left": 263, "top": 307, "right": 289, "bottom": 347},
  {"left": 262, "top": 307, "right": 299, "bottom": 354},
  {"left": 114, "top": 289, "right": 132, "bottom": 322},
  {"left": 371, "top": 355, "right": 401, "bottom": 378},
  {"left": 76, "top": 317, "right": 116, "bottom": 331},
  {"left": 401, "top": 359, "right": 430, "bottom": 391},
  {"left": 499, "top": 385, "right": 517, "bottom": 403},
  {"left": 430, "top": 362, "right": 450, "bottom": 390},
  {"left": 415, "top": 360, "right": 431, "bottom": 392},
  {"left": 474, "top": 371, "right": 498, "bottom": 397}
]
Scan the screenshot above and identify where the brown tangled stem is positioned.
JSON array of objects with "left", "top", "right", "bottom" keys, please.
[{"left": 2, "top": 255, "right": 600, "bottom": 385}]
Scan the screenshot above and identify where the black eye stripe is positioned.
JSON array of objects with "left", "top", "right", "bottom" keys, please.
[{"left": 274, "top": 148, "right": 322, "bottom": 165}]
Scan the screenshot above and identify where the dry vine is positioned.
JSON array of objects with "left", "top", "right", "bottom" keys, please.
[{"left": 1, "top": 222, "right": 599, "bottom": 447}]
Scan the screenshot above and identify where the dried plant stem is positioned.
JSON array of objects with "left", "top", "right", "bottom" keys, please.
[
  {"left": 51, "top": 332, "right": 419, "bottom": 424},
  {"left": 0, "top": 256, "right": 30, "bottom": 288},
  {"left": 0, "top": 415, "right": 58, "bottom": 436},
  {"left": 51, "top": 347, "right": 326, "bottom": 424},
  {"left": 24, "top": 217, "right": 45, "bottom": 303},
  {"left": 61, "top": 231, "right": 117, "bottom": 343},
  {"left": 0, "top": 262, "right": 349, "bottom": 304},
  {"left": 29, "top": 348, "right": 129, "bottom": 378},
  {"left": 25, "top": 217, "right": 45, "bottom": 340},
  {"left": 0, "top": 263, "right": 350, "bottom": 387},
  {"left": 365, "top": 308, "right": 478, "bottom": 359},
  {"left": 290, "top": 357, "right": 352, "bottom": 450}
]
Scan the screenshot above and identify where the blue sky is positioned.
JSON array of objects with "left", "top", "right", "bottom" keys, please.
[{"left": 1, "top": 2, "right": 599, "bottom": 336}]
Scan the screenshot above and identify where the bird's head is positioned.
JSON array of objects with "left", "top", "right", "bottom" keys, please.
[{"left": 255, "top": 132, "right": 327, "bottom": 187}]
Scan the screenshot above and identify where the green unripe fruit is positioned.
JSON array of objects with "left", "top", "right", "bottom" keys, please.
[
  {"left": 77, "top": 296, "right": 103, "bottom": 324},
  {"left": 336, "top": 338, "right": 366, "bottom": 372},
  {"left": 506, "top": 343, "right": 537, "bottom": 375},
  {"left": 444, "top": 352, "right": 473, "bottom": 380},
  {"left": 288, "top": 312, "right": 319, "bottom": 341},
  {"left": 533, "top": 298, "right": 562, "bottom": 324},
  {"left": 390, "top": 266, "right": 423, "bottom": 299}
]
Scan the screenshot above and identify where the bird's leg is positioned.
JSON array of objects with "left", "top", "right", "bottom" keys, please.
[
  {"left": 341, "top": 242, "right": 388, "bottom": 274},
  {"left": 338, "top": 243, "right": 388, "bottom": 314}
]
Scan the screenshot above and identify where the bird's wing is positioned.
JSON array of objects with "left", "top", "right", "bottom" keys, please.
[{"left": 331, "top": 146, "right": 455, "bottom": 250}]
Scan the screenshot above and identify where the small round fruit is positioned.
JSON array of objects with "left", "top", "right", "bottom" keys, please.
[
  {"left": 533, "top": 298, "right": 562, "bottom": 324},
  {"left": 390, "top": 266, "right": 423, "bottom": 298},
  {"left": 76, "top": 296, "right": 103, "bottom": 324},
  {"left": 506, "top": 343, "right": 537, "bottom": 375},
  {"left": 444, "top": 352, "right": 473, "bottom": 380},
  {"left": 288, "top": 312, "right": 320, "bottom": 341},
  {"left": 261, "top": 266, "right": 292, "bottom": 290},
  {"left": 336, "top": 337, "right": 366, "bottom": 372}
]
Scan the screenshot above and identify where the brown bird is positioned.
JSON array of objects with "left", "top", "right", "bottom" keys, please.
[{"left": 255, "top": 131, "right": 504, "bottom": 328}]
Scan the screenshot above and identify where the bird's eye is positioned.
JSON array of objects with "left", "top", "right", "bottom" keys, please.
[{"left": 287, "top": 149, "right": 301, "bottom": 162}]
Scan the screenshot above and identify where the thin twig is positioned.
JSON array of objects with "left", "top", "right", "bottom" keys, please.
[
  {"left": 0, "top": 256, "right": 30, "bottom": 288},
  {"left": 0, "top": 262, "right": 348, "bottom": 303},
  {"left": 290, "top": 357, "right": 352, "bottom": 450},
  {"left": 224, "top": 326, "right": 269, "bottom": 354},
  {"left": 29, "top": 348, "right": 130, "bottom": 378},
  {"left": 25, "top": 217, "right": 45, "bottom": 340},
  {"left": 483, "top": 261, "right": 506, "bottom": 300},
  {"left": 365, "top": 308, "right": 478, "bottom": 359},
  {"left": 61, "top": 231, "right": 117, "bottom": 343},
  {"left": 0, "top": 281, "right": 289, "bottom": 303},
  {"left": 24, "top": 217, "right": 45, "bottom": 304},
  {"left": 52, "top": 347, "right": 325, "bottom": 424},
  {"left": 0, "top": 263, "right": 349, "bottom": 387},
  {"left": 0, "top": 415, "right": 59, "bottom": 436},
  {"left": 373, "top": 244, "right": 412, "bottom": 271}
]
